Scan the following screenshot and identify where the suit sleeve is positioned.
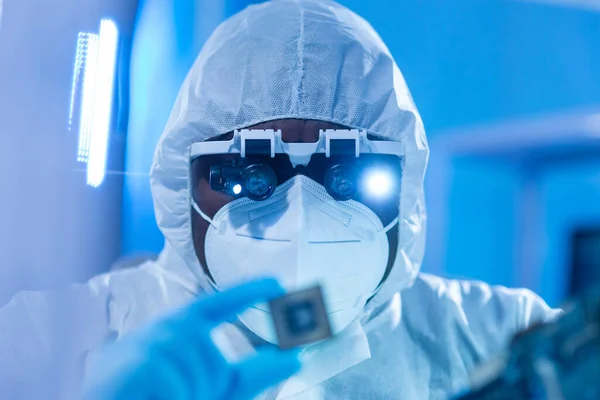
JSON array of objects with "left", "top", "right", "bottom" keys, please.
[{"left": 0, "top": 279, "right": 112, "bottom": 399}]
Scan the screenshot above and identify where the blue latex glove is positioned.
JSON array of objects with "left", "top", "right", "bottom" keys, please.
[{"left": 83, "top": 278, "right": 300, "bottom": 400}]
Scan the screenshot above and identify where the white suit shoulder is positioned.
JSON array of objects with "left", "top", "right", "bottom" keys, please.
[
  {"left": 0, "top": 276, "right": 111, "bottom": 397},
  {"left": 86, "top": 258, "right": 199, "bottom": 336},
  {"left": 401, "top": 273, "right": 560, "bottom": 361},
  {"left": 0, "top": 257, "right": 198, "bottom": 397}
]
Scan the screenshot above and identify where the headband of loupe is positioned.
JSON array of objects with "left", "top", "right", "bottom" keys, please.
[{"left": 190, "top": 129, "right": 404, "bottom": 201}]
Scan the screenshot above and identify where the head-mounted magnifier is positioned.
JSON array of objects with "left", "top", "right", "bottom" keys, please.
[{"left": 190, "top": 129, "right": 403, "bottom": 201}]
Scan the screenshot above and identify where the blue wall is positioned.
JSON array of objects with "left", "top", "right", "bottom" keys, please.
[
  {"left": 0, "top": 0, "right": 137, "bottom": 303},
  {"left": 442, "top": 158, "right": 522, "bottom": 285},
  {"left": 339, "top": 0, "right": 600, "bottom": 132},
  {"left": 537, "top": 160, "right": 600, "bottom": 304}
]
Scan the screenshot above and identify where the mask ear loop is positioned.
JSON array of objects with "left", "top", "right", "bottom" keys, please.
[
  {"left": 380, "top": 216, "right": 399, "bottom": 234},
  {"left": 191, "top": 199, "right": 225, "bottom": 234},
  {"left": 191, "top": 198, "right": 223, "bottom": 292},
  {"left": 367, "top": 215, "right": 400, "bottom": 299}
]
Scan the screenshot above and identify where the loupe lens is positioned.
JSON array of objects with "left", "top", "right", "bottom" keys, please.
[
  {"left": 324, "top": 164, "right": 357, "bottom": 200},
  {"left": 209, "top": 166, "right": 224, "bottom": 191},
  {"left": 242, "top": 164, "right": 277, "bottom": 201}
]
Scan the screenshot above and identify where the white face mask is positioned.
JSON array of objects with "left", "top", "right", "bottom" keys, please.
[{"left": 193, "top": 175, "right": 397, "bottom": 344}]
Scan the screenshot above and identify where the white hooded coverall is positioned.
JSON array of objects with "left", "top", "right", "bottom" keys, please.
[{"left": 0, "top": 1, "right": 559, "bottom": 399}]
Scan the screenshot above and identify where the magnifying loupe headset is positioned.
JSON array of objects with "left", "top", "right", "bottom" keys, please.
[{"left": 190, "top": 129, "right": 404, "bottom": 202}]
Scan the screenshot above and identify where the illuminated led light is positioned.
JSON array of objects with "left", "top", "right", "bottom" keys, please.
[
  {"left": 69, "top": 33, "right": 89, "bottom": 132},
  {"left": 87, "top": 19, "right": 118, "bottom": 188},
  {"left": 69, "top": 19, "right": 118, "bottom": 187},
  {"left": 79, "top": 34, "right": 99, "bottom": 163},
  {"left": 364, "top": 169, "right": 394, "bottom": 197},
  {"left": 70, "top": 33, "right": 99, "bottom": 163},
  {"left": 233, "top": 184, "right": 242, "bottom": 195}
]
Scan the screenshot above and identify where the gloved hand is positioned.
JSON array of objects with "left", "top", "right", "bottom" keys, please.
[{"left": 83, "top": 278, "right": 300, "bottom": 400}]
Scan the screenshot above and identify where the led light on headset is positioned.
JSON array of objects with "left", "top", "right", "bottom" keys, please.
[{"left": 363, "top": 169, "right": 394, "bottom": 198}]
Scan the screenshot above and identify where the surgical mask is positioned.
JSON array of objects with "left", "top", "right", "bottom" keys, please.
[{"left": 193, "top": 175, "right": 398, "bottom": 344}]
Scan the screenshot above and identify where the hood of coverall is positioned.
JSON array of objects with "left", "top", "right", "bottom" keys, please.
[{"left": 149, "top": 0, "right": 429, "bottom": 318}]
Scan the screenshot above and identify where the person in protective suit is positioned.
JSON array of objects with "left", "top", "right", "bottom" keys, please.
[{"left": 0, "top": 1, "right": 560, "bottom": 399}]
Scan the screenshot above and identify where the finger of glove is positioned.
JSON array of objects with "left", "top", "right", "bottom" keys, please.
[
  {"left": 84, "top": 347, "right": 189, "bottom": 400},
  {"left": 193, "top": 278, "right": 285, "bottom": 325},
  {"left": 228, "top": 348, "right": 301, "bottom": 400},
  {"left": 146, "top": 322, "right": 229, "bottom": 399}
]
